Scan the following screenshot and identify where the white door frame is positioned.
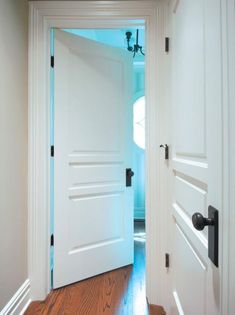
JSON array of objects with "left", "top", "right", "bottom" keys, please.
[
  {"left": 28, "top": 0, "right": 169, "bottom": 306},
  {"left": 221, "top": 0, "right": 235, "bottom": 314}
]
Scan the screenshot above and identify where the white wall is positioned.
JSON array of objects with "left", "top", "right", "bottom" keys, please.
[{"left": 0, "top": 0, "right": 28, "bottom": 310}]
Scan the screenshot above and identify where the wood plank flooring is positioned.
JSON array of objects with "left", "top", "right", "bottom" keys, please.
[{"left": 24, "top": 221, "right": 165, "bottom": 315}]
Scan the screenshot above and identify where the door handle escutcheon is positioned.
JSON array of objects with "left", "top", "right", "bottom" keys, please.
[
  {"left": 192, "top": 206, "right": 219, "bottom": 267},
  {"left": 126, "top": 168, "right": 134, "bottom": 187}
]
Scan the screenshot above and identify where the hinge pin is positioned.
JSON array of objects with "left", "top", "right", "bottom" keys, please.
[
  {"left": 51, "top": 145, "right": 54, "bottom": 157},
  {"left": 165, "top": 37, "right": 169, "bottom": 53},
  {"left": 50, "top": 234, "right": 54, "bottom": 246},
  {"left": 165, "top": 253, "right": 170, "bottom": 268},
  {"left": 51, "top": 55, "right": 54, "bottom": 68}
]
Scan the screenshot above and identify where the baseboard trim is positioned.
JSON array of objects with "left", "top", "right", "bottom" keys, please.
[{"left": 1, "top": 279, "right": 31, "bottom": 315}]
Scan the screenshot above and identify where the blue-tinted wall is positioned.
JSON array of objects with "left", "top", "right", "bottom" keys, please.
[{"left": 133, "top": 66, "right": 145, "bottom": 220}]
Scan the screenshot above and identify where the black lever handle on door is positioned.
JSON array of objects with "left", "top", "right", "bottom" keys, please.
[
  {"left": 126, "top": 168, "right": 134, "bottom": 187},
  {"left": 192, "top": 212, "right": 215, "bottom": 231}
]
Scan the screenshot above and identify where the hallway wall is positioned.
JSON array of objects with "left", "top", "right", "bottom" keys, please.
[{"left": 0, "top": 0, "right": 28, "bottom": 311}]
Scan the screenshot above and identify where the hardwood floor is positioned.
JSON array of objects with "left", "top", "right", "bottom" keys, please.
[{"left": 25, "top": 221, "right": 165, "bottom": 315}]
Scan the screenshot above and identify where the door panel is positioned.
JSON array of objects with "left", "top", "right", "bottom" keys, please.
[
  {"left": 169, "top": 0, "right": 222, "bottom": 314},
  {"left": 173, "top": 0, "right": 205, "bottom": 157},
  {"left": 53, "top": 29, "right": 133, "bottom": 288},
  {"left": 174, "top": 223, "right": 206, "bottom": 315},
  {"left": 67, "top": 53, "right": 123, "bottom": 152},
  {"left": 68, "top": 193, "right": 124, "bottom": 250}
]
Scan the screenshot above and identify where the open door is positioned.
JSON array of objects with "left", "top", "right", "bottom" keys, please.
[
  {"left": 53, "top": 29, "right": 133, "bottom": 288},
  {"left": 168, "top": 0, "right": 222, "bottom": 314}
]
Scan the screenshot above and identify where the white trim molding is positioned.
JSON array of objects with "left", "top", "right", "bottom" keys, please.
[
  {"left": 221, "top": 0, "right": 235, "bottom": 314},
  {"left": 28, "top": 0, "right": 169, "bottom": 307},
  {"left": 0, "top": 280, "right": 31, "bottom": 315}
]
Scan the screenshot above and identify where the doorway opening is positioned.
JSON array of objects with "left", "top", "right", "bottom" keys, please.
[
  {"left": 50, "top": 26, "right": 147, "bottom": 311},
  {"left": 28, "top": 1, "right": 166, "bottom": 308}
]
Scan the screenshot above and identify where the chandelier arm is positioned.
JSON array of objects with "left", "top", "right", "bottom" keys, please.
[
  {"left": 140, "top": 47, "right": 145, "bottom": 56},
  {"left": 126, "top": 29, "right": 145, "bottom": 58},
  {"left": 136, "top": 29, "right": 139, "bottom": 46}
]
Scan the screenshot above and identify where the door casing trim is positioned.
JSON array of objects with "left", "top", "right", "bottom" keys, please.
[
  {"left": 220, "top": 0, "right": 235, "bottom": 314},
  {"left": 28, "top": 0, "right": 169, "bottom": 306}
]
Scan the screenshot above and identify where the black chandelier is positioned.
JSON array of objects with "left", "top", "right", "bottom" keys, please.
[{"left": 126, "top": 29, "right": 145, "bottom": 58}]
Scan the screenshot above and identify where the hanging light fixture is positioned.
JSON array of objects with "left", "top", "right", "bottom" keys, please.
[{"left": 126, "top": 29, "right": 145, "bottom": 58}]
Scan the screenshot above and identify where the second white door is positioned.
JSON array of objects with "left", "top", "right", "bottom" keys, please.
[{"left": 168, "top": 0, "right": 222, "bottom": 314}]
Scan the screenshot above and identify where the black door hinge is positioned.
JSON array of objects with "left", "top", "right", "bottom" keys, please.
[
  {"left": 50, "top": 234, "right": 54, "bottom": 246},
  {"left": 165, "top": 37, "right": 169, "bottom": 53},
  {"left": 165, "top": 253, "right": 170, "bottom": 268},
  {"left": 51, "top": 145, "right": 54, "bottom": 157},
  {"left": 160, "top": 144, "right": 169, "bottom": 160},
  {"left": 51, "top": 55, "right": 54, "bottom": 68}
]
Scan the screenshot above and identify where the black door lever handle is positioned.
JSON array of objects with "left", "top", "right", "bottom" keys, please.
[
  {"left": 192, "top": 212, "right": 214, "bottom": 231},
  {"left": 127, "top": 169, "right": 134, "bottom": 177},
  {"left": 126, "top": 168, "right": 134, "bottom": 187}
]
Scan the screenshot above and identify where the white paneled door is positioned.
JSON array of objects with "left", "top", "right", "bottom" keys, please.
[
  {"left": 53, "top": 29, "right": 133, "bottom": 288},
  {"left": 169, "top": 0, "right": 222, "bottom": 314}
]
